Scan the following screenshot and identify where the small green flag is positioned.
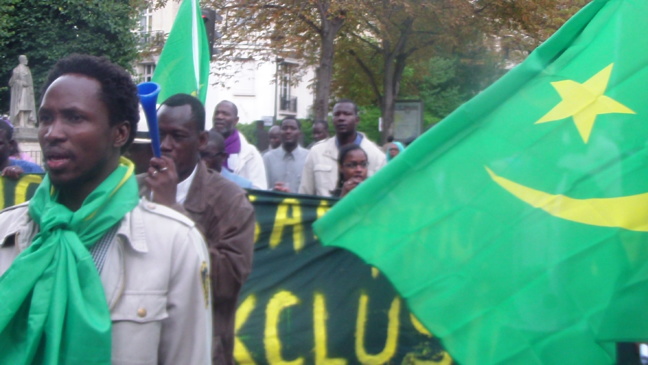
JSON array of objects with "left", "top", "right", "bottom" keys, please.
[
  {"left": 152, "top": 0, "right": 210, "bottom": 103},
  {"left": 314, "top": 0, "right": 648, "bottom": 364}
]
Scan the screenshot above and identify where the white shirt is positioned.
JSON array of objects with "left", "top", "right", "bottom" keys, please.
[{"left": 176, "top": 164, "right": 198, "bottom": 204}]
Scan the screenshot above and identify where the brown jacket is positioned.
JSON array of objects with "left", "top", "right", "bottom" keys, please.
[{"left": 138, "top": 161, "right": 255, "bottom": 365}]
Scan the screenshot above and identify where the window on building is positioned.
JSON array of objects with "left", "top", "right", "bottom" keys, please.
[
  {"left": 137, "top": 63, "right": 155, "bottom": 83},
  {"left": 279, "top": 62, "right": 297, "bottom": 113},
  {"left": 139, "top": 8, "right": 153, "bottom": 45},
  {"left": 140, "top": 7, "right": 153, "bottom": 33}
]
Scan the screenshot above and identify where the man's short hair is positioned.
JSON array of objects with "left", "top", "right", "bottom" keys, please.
[
  {"left": 313, "top": 120, "right": 329, "bottom": 130},
  {"left": 161, "top": 93, "right": 206, "bottom": 131},
  {"left": 334, "top": 99, "right": 358, "bottom": 115},
  {"left": 281, "top": 117, "right": 301, "bottom": 130},
  {"left": 207, "top": 129, "right": 225, "bottom": 151},
  {"left": 217, "top": 100, "right": 238, "bottom": 117},
  {"left": 41, "top": 54, "right": 139, "bottom": 151},
  {"left": 0, "top": 119, "right": 13, "bottom": 141}
]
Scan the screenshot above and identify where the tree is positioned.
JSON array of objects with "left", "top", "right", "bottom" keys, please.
[
  {"left": 335, "top": 0, "right": 480, "bottom": 142},
  {"left": 206, "top": 0, "right": 357, "bottom": 121},
  {"left": 0, "top": 0, "right": 144, "bottom": 113},
  {"left": 333, "top": 0, "right": 588, "bottom": 142}
]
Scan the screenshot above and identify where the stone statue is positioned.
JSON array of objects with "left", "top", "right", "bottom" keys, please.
[{"left": 9, "top": 55, "right": 36, "bottom": 127}]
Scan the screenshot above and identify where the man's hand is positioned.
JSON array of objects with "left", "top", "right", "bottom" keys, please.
[
  {"left": 144, "top": 156, "right": 178, "bottom": 206},
  {"left": 273, "top": 182, "right": 290, "bottom": 192},
  {"left": 340, "top": 177, "right": 363, "bottom": 197},
  {"left": 1, "top": 165, "right": 23, "bottom": 180}
]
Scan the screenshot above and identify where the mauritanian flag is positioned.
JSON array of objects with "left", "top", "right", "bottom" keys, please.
[
  {"left": 314, "top": 0, "right": 648, "bottom": 363},
  {"left": 152, "top": 0, "right": 210, "bottom": 103}
]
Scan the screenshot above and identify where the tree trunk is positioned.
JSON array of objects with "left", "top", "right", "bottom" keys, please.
[
  {"left": 311, "top": 0, "right": 345, "bottom": 122},
  {"left": 381, "top": 51, "right": 396, "bottom": 144},
  {"left": 380, "top": 19, "right": 413, "bottom": 143},
  {"left": 313, "top": 26, "right": 337, "bottom": 121}
]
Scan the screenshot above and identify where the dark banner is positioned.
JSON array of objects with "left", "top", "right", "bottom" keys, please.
[
  {"left": 1, "top": 176, "right": 451, "bottom": 364},
  {"left": 237, "top": 191, "right": 451, "bottom": 364}
]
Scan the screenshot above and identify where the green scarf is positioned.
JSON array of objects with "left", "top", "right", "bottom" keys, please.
[{"left": 0, "top": 157, "right": 139, "bottom": 364}]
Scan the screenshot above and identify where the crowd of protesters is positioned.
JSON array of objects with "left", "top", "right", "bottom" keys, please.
[{"left": 0, "top": 53, "right": 409, "bottom": 365}]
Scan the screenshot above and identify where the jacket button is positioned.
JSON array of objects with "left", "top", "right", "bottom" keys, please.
[{"left": 137, "top": 308, "right": 147, "bottom": 318}]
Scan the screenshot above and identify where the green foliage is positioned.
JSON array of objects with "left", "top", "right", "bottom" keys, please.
[
  {"left": 357, "top": 105, "right": 381, "bottom": 143},
  {"left": 346, "top": 42, "right": 507, "bottom": 135},
  {"left": 236, "top": 122, "right": 258, "bottom": 146},
  {"left": 0, "top": 0, "right": 144, "bottom": 113},
  {"left": 409, "top": 51, "right": 505, "bottom": 130}
]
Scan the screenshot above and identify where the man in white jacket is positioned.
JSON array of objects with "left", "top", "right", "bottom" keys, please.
[
  {"left": 212, "top": 100, "right": 267, "bottom": 189},
  {"left": 0, "top": 54, "right": 211, "bottom": 364},
  {"left": 299, "top": 99, "right": 386, "bottom": 196}
]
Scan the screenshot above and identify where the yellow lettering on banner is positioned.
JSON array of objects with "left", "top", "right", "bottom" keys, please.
[
  {"left": 313, "top": 200, "right": 331, "bottom": 241},
  {"left": 270, "top": 199, "right": 304, "bottom": 251},
  {"left": 316, "top": 200, "right": 331, "bottom": 219},
  {"left": 234, "top": 295, "right": 257, "bottom": 364},
  {"left": 409, "top": 313, "right": 432, "bottom": 337},
  {"left": 15, "top": 174, "right": 42, "bottom": 205},
  {"left": 248, "top": 195, "right": 261, "bottom": 244},
  {"left": 355, "top": 295, "right": 400, "bottom": 364},
  {"left": 313, "top": 293, "right": 347, "bottom": 365},
  {"left": 371, "top": 267, "right": 380, "bottom": 278},
  {"left": 265, "top": 291, "right": 304, "bottom": 365}
]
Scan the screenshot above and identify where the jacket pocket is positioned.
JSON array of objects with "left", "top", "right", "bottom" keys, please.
[
  {"left": 111, "top": 292, "right": 168, "bottom": 323},
  {"left": 110, "top": 293, "right": 168, "bottom": 364},
  {"left": 313, "top": 164, "right": 333, "bottom": 172}
]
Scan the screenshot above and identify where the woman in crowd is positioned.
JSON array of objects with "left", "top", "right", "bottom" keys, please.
[
  {"left": 332, "top": 144, "right": 368, "bottom": 197},
  {"left": 385, "top": 141, "right": 405, "bottom": 162}
]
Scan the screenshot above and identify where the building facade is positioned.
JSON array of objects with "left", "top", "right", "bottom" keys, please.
[{"left": 135, "top": 4, "right": 315, "bottom": 127}]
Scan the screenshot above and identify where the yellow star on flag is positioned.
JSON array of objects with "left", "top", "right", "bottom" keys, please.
[{"left": 535, "top": 63, "right": 635, "bottom": 143}]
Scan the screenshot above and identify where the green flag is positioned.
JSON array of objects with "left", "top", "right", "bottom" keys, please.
[
  {"left": 314, "top": 0, "right": 648, "bottom": 364},
  {"left": 152, "top": 0, "right": 210, "bottom": 103}
]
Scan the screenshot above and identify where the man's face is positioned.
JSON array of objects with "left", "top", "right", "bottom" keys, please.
[
  {"left": 38, "top": 74, "right": 128, "bottom": 191},
  {"left": 19, "top": 56, "right": 27, "bottom": 65},
  {"left": 158, "top": 104, "right": 204, "bottom": 181},
  {"left": 332, "top": 102, "right": 359, "bottom": 138},
  {"left": 312, "top": 123, "right": 328, "bottom": 142},
  {"left": 269, "top": 127, "right": 281, "bottom": 149},
  {"left": 200, "top": 141, "right": 226, "bottom": 172},
  {"left": 281, "top": 119, "right": 300, "bottom": 148},
  {"left": 0, "top": 130, "right": 11, "bottom": 166},
  {"left": 212, "top": 102, "right": 238, "bottom": 138}
]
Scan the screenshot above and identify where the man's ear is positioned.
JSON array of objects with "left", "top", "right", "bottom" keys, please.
[
  {"left": 234, "top": 116, "right": 239, "bottom": 127},
  {"left": 113, "top": 121, "right": 131, "bottom": 149},
  {"left": 198, "top": 130, "right": 208, "bottom": 150}
]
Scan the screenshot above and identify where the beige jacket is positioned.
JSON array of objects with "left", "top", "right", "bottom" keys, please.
[
  {"left": 299, "top": 133, "right": 387, "bottom": 196},
  {"left": 138, "top": 161, "right": 255, "bottom": 365},
  {"left": 0, "top": 199, "right": 212, "bottom": 365}
]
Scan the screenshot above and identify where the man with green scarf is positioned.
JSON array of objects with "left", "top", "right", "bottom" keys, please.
[{"left": 0, "top": 54, "right": 212, "bottom": 364}]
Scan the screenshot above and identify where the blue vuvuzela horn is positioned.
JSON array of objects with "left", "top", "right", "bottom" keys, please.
[{"left": 137, "top": 82, "right": 162, "bottom": 158}]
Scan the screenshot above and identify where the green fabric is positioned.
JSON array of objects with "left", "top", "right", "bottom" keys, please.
[
  {"left": 152, "top": 0, "right": 210, "bottom": 103},
  {"left": 314, "top": 0, "right": 648, "bottom": 364},
  {"left": 0, "top": 160, "right": 140, "bottom": 364}
]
